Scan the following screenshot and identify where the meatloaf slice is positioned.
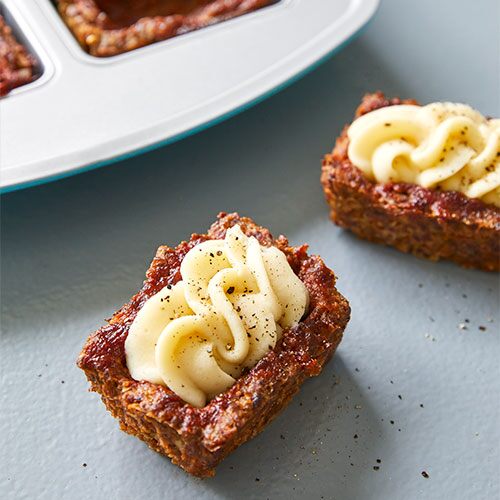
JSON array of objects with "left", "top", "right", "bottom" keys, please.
[
  {"left": 321, "top": 92, "right": 500, "bottom": 272},
  {"left": 78, "top": 212, "right": 350, "bottom": 477}
]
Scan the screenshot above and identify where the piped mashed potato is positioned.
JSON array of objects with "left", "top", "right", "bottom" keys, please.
[
  {"left": 125, "top": 225, "right": 309, "bottom": 407},
  {"left": 347, "top": 102, "right": 500, "bottom": 207}
]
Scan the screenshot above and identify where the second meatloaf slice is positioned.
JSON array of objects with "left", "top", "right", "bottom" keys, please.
[{"left": 321, "top": 92, "right": 500, "bottom": 271}]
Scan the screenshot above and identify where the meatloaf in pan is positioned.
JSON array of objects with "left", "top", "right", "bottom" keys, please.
[
  {"left": 57, "top": 0, "right": 277, "bottom": 57},
  {"left": 321, "top": 92, "right": 500, "bottom": 271},
  {"left": 0, "top": 14, "right": 39, "bottom": 96},
  {"left": 78, "top": 212, "right": 350, "bottom": 477}
]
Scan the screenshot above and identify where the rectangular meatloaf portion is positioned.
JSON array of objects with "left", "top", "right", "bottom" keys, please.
[
  {"left": 78, "top": 212, "right": 350, "bottom": 477},
  {"left": 57, "top": 0, "right": 278, "bottom": 56},
  {"left": 321, "top": 92, "right": 500, "bottom": 272}
]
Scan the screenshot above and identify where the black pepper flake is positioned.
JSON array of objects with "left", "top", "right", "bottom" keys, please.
[
  {"left": 373, "top": 466, "right": 380, "bottom": 471},
  {"left": 384, "top": 123, "right": 391, "bottom": 127},
  {"left": 82, "top": 463, "right": 87, "bottom": 467},
  {"left": 479, "top": 325, "right": 487, "bottom": 331},
  {"left": 226, "top": 286, "right": 235, "bottom": 294},
  {"left": 255, "top": 478, "right": 260, "bottom": 482},
  {"left": 390, "top": 420, "right": 395, "bottom": 425},
  {"left": 216, "top": 250, "right": 222, "bottom": 256},
  {"left": 353, "top": 434, "right": 358, "bottom": 439},
  {"left": 421, "top": 471, "right": 430, "bottom": 479},
  {"left": 376, "top": 459, "right": 381, "bottom": 463}
]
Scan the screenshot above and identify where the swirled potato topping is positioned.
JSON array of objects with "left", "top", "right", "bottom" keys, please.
[
  {"left": 125, "top": 225, "right": 309, "bottom": 407},
  {"left": 347, "top": 102, "right": 500, "bottom": 206}
]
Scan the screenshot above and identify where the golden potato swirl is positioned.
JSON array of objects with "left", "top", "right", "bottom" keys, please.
[
  {"left": 125, "top": 226, "right": 309, "bottom": 407},
  {"left": 347, "top": 102, "right": 500, "bottom": 207}
]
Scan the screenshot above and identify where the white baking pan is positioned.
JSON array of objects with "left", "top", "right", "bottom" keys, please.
[{"left": 0, "top": 0, "right": 379, "bottom": 192}]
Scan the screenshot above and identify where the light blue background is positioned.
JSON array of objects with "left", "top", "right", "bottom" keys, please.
[{"left": 1, "top": 1, "right": 499, "bottom": 499}]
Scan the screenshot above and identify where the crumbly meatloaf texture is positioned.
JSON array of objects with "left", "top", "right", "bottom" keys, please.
[
  {"left": 78, "top": 212, "right": 350, "bottom": 477},
  {"left": 321, "top": 92, "right": 500, "bottom": 272},
  {"left": 57, "top": 0, "right": 276, "bottom": 57},
  {"left": 0, "top": 15, "right": 38, "bottom": 96}
]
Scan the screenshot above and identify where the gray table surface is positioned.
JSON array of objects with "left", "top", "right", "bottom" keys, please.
[{"left": 1, "top": 1, "right": 499, "bottom": 499}]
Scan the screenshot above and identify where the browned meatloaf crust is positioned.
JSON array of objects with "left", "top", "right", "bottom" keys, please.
[
  {"left": 321, "top": 92, "right": 500, "bottom": 272},
  {"left": 57, "top": 0, "right": 277, "bottom": 57},
  {"left": 78, "top": 212, "right": 350, "bottom": 477},
  {"left": 0, "top": 15, "right": 38, "bottom": 96}
]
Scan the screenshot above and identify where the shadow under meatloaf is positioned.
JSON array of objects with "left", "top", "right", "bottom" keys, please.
[
  {"left": 78, "top": 212, "right": 350, "bottom": 477},
  {"left": 57, "top": 0, "right": 277, "bottom": 57},
  {"left": 321, "top": 92, "right": 500, "bottom": 272}
]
